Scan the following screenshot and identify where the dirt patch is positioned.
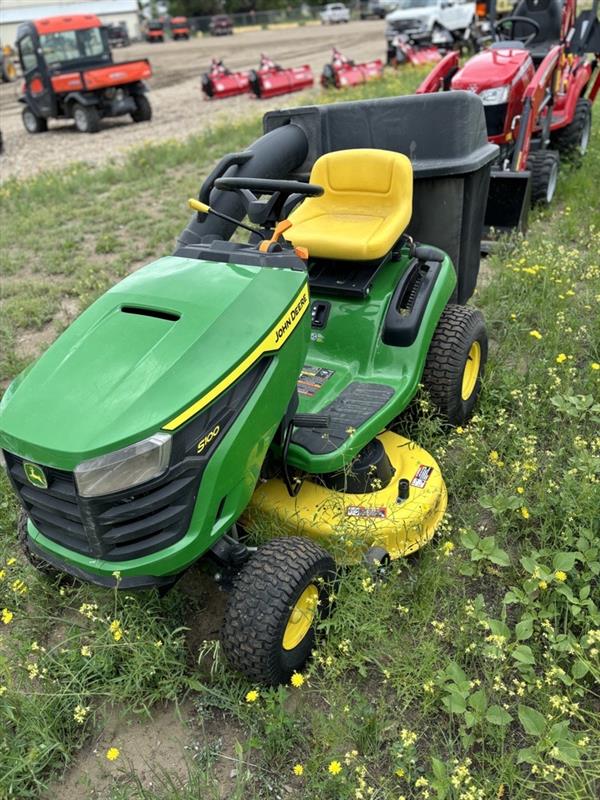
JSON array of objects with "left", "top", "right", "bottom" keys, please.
[
  {"left": 0, "top": 21, "right": 386, "bottom": 183},
  {"left": 47, "top": 699, "right": 247, "bottom": 799}
]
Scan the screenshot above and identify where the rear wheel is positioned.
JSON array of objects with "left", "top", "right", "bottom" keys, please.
[
  {"left": 221, "top": 536, "right": 336, "bottom": 685},
  {"left": 527, "top": 149, "right": 559, "bottom": 205},
  {"left": 73, "top": 102, "right": 100, "bottom": 133},
  {"left": 551, "top": 98, "right": 592, "bottom": 163},
  {"left": 22, "top": 107, "right": 48, "bottom": 134},
  {"left": 422, "top": 304, "right": 488, "bottom": 426},
  {"left": 131, "top": 95, "right": 152, "bottom": 123}
]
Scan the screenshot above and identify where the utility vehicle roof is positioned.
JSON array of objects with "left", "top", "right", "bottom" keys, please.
[{"left": 34, "top": 15, "right": 102, "bottom": 34}]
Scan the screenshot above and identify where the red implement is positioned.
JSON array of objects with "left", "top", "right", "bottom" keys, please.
[
  {"left": 202, "top": 59, "right": 250, "bottom": 99},
  {"left": 249, "top": 55, "right": 314, "bottom": 99},
  {"left": 322, "top": 49, "right": 383, "bottom": 89}
]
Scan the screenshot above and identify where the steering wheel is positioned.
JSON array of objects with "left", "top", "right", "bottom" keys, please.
[
  {"left": 494, "top": 16, "right": 541, "bottom": 46},
  {"left": 215, "top": 177, "right": 323, "bottom": 226}
]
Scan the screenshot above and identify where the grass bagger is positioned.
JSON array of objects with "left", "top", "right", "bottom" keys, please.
[
  {"left": 321, "top": 47, "right": 384, "bottom": 89},
  {"left": 16, "top": 15, "right": 152, "bottom": 134},
  {"left": 417, "top": 0, "right": 600, "bottom": 236},
  {"left": 0, "top": 92, "right": 498, "bottom": 685},
  {"left": 201, "top": 59, "right": 250, "bottom": 100}
]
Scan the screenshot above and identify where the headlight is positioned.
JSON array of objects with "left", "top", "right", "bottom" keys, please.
[
  {"left": 479, "top": 85, "right": 510, "bottom": 105},
  {"left": 74, "top": 433, "right": 172, "bottom": 497}
]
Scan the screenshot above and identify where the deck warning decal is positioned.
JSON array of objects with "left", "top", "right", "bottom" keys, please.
[
  {"left": 346, "top": 506, "right": 387, "bottom": 519},
  {"left": 297, "top": 364, "right": 335, "bottom": 397},
  {"left": 411, "top": 465, "right": 433, "bottom": 489}
]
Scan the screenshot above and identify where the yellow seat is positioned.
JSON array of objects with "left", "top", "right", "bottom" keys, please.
[{"left": 285, "top": 149, "right": 413, "bottom": 262}]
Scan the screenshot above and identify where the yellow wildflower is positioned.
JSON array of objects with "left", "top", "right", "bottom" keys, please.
[
  {"left": 6, "top": 558, "right": 16, "bottom": 566},
  {"left": 592, "top": 363, "right": 600, "bottom": 370},
  {"left": 328, "top": 760, "right": 342, "bottom": 775},
  {"left": 106, "top": 747, "right": 120, "bottom": 761},
  {"left": 441, "top": 541, "right": 455, "bottom": 555},
  {"left": 538, "top": 581, "right": 548, "bottom": 590},
  {"left": 529, "top": 330, "right": 543, "bottom": 340},
  {"left": 0, "top": 686, "right": 7, "bottom": 696},
  {"left": 556, "top": 353, "right": 567, "bottom": 364},
  {"left": 245, "top": 689, "right": 259, "bottom": 703},
  {"left": 516, "top": 486, "right": 524, "bottom": 494},
  {"left": 554, "top": 571, "right": 567, "bottom": 582},
  {"left": 109, "top": 620, "right": 123, "bottom": 641},
  {"left": 80, "top": 645, "right": 92, "bottom": 657},
  {"left": 395, "top": 767, "right": 405, "bottom": 778},
  {"left": 290, "top": 672, "right": 305, "bottom": 688},
  {"left": 1, "top": 608, "right": 13, "bottom": 625},
  {"left": 73, "top": 705, "right": 90, "bottom": 724},
  {"left": 293, "top": 764, "right": 304, "bottom": 776},
  {"left": 520, "top": 507, "right": 530, "bottom": 519}
]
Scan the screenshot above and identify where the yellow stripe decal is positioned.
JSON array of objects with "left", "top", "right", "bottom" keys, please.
[{"left": 163, "top": 284, "right": 310, "bottom": 431}]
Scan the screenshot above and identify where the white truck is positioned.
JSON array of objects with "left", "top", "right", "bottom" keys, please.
[{"left": 385, "top": 0, "right": 476, "bottom": 43}]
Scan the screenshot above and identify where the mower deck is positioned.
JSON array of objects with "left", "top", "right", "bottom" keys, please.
[{"left": 246, "top": 431, "right": 447, "bottom": 561}]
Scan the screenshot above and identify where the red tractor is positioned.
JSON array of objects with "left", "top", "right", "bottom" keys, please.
[
  {"left": 417, "top": 0, "right": 599, "bottom": 234},
  {"left": 16, "top": 15, "right": 152, "bottom": 134},
  {"left": 321, "top": 47, "right": 384, "bottom": 88}
]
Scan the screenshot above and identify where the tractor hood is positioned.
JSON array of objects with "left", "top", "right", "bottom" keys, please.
[
  {"left": 452, "top": 47, "right": 533, "bottom": 92},
  {"left": 0, "top": 256, "right": 307, "bottom": 469}
]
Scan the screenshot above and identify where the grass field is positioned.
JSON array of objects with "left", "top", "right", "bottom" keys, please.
[{"left": 1, "top": 69, "right": 599, "bottom": 800}]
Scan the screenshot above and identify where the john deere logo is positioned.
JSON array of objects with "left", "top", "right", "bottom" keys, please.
[{"left": 24, "top": 462, "right": 48, "bottom": 489}]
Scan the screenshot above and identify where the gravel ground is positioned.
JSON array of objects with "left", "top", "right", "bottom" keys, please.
[{"left": 0, "top": 20, "right": 386, "bottom": 182}]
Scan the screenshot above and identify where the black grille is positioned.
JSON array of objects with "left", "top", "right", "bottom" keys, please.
[
  {"left": 6, "top": 451, "right": 200, "bottom": 561},
  {"left": 484, "top": 103, "right": 508, "bottom": 137}
]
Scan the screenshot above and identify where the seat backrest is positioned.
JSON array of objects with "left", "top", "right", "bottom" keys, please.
[
  {"left": 307, "top": 148, "right": 412, "bottom": 213},
  {"left": 512, "top": 0, "right": 563, "bottom": 45}
]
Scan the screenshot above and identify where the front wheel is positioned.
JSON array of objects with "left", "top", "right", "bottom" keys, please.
[
  {"left": 73, "top": 102, "right": 100, "bottom": 133},
  {"left": 422, "top": 304, "right": 488, "bottom": 426},
  {"left": 527, "top": 149, "right": 559, "bottom": 205},
  {"left": 22, "top": 107, "right": 48, "bottom": 134},
  {"left": 221, "top": 537, "right": 336, "bottom": 685},
  {"left": 131, "top": 94, "right": 152, "bottom": 123}
]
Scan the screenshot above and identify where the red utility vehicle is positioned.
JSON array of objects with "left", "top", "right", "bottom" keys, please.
[
  {"left": 16, "top": 15, "right": 152, "bottom": 134},
  {"left": 170, "top": 17, "right": 190, "bottom": 40},
  {"left": 146, "top": 20, "right": 165, "bottom": 42},
  {"left": 249, "top": 54, "right": 314, "bottom": 99},
  {"left": 321, "top": 47, "right": 384, "bottom": 88},
  {"left": 417, "top": 0, "right": 599, "bottom": 233}
]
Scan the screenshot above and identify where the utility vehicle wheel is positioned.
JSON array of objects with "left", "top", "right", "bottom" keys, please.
[
  {"left": 527, "top": 149, "right": 559, "bottom": 205},
  {"left": 221, "top": 536, "right": 336, "bottom": 685},
  {"left": 422, "top": 304, "right": 488, "bottom": 426},
  {"left": 22, "top": 107, "right": 47, "bottom": 134},
  {"left": 551, "top": 98, "right": 592, "bottom": 162},
  {"left": 17, "top": 510, "right": 60, "bottom": 580},
  {"left": 73, "top": 103, "right": 100, "bottom": 133},
  {"left": 131, "top": 95, "right": 152, "bottom": 123},
  {"left": 2, "top": 59, "right": 17, "bottom": 82}
]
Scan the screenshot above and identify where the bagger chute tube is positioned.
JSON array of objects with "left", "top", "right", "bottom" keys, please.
[{"left": 0, "top": 92, "right": 497, "bottom": 684}]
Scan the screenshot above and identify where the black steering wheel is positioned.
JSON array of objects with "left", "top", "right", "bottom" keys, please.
[
  {"left": 215, "top": 177, "right": 323, "bottom": 226},
  {"left": 494, "top": 16, "right": 541, "bottom": 46}
]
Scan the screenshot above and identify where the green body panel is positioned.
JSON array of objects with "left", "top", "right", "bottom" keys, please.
[
  {"left": 1, "top": 244, "right": 455, "bottom": 582},
  {"left": 0, "top": 256, "right": 307, "bottom": 469},
  {"left": 287, "top": 249, "right": 456, "bottom": 473}
]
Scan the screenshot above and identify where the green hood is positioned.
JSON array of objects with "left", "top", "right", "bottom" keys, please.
[{"left": 0, "top": 256, "right": 307, "bottom": 469}]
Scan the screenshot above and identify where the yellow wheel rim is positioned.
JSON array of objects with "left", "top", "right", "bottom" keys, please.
[
  {"left": 461, "top": 341, "right": 481, "bottom": 401},
  {"left": 7, "top": 62, "right": 16, "bottom": 81},
  {"left": 282, "top": 584, "right": 318, "bottom": 651}
]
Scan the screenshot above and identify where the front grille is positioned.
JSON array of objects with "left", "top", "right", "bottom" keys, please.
[
  {"left": 6, "top": 451, "right": 200, "bottom": 561},
  {"left": 389, "top": 18, "right": 422, "bottom": 33},
  {"left": 484, "top": 103, "right": 508, "bottom": 137}
]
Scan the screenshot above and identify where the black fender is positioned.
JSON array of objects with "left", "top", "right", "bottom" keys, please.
[
  {"left": 64, "top": 91, "right": 99, "bottom": 108},
  {"left": 128, "top": 81, "right": 149, "bottom": 95}
]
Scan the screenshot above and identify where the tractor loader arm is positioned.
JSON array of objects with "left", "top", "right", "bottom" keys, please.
[{"left": 416, "top": 51, "right": 460, "bottom": 93}]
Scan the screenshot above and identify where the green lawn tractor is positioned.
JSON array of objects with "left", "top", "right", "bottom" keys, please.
[{"left": 0, "top": 92, "right": 497, "bottom": 684}]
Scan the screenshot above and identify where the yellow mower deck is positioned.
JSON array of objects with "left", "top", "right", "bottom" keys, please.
[{"left": 245, "top": 431, "right": 447, "bottom": 562}]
